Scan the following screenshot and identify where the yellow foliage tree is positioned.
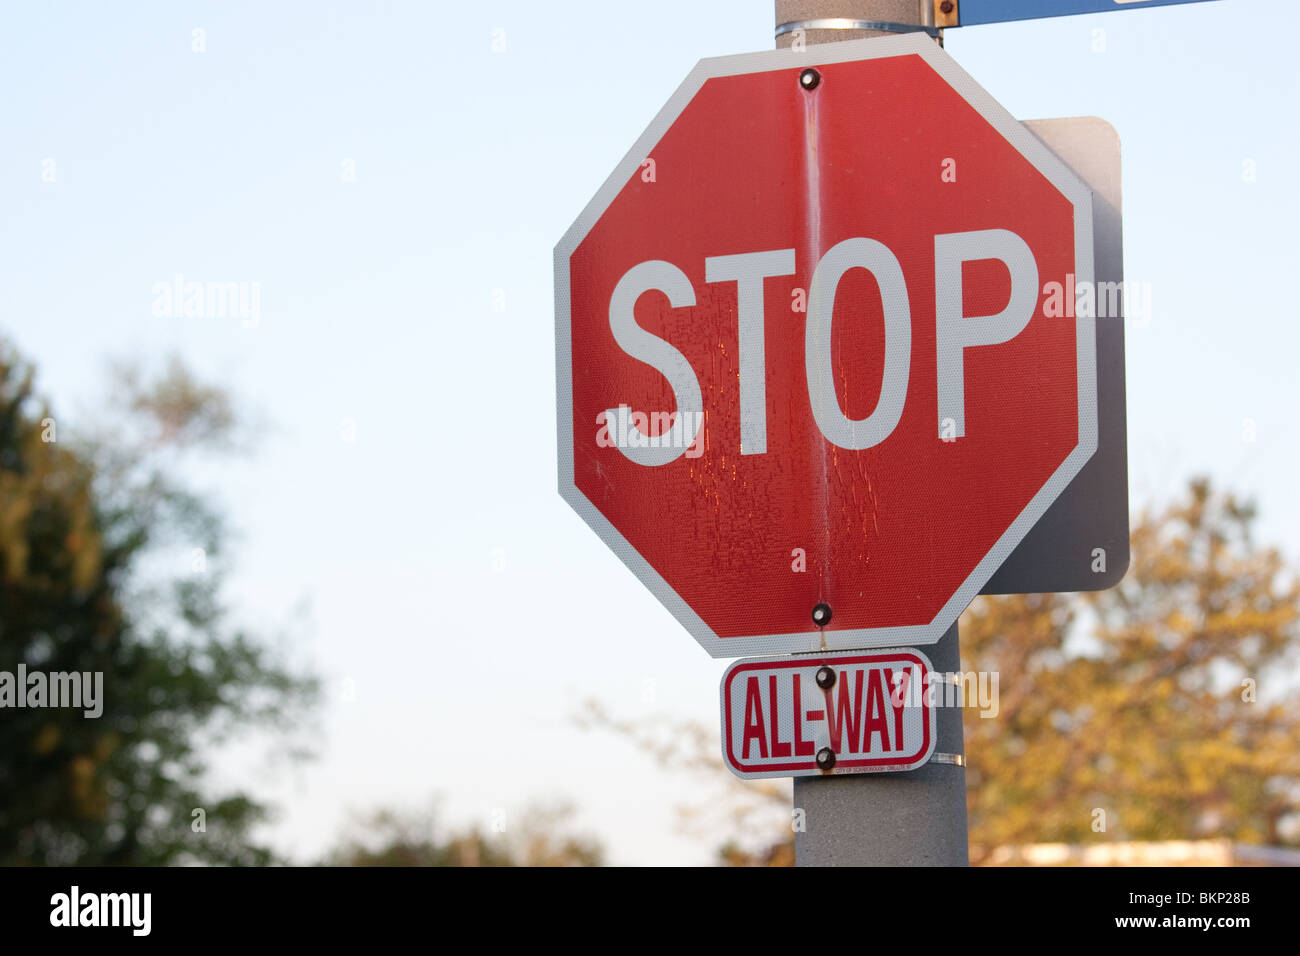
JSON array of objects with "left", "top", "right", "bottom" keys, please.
[
  {"left": 964, "top": 479, "right": 1300, "bottom": 862},
  {"left": 588, "top": 479, "right": 1300, "bottom": 865}
]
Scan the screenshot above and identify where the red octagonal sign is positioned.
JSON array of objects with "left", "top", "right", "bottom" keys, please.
[{"left": 556, "top": 35, "right": 1096, "bottom": 657}]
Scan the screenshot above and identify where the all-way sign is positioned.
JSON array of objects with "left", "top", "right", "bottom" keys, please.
[{"left": 720, "top": 650, "right": 937, "bottom": 779}]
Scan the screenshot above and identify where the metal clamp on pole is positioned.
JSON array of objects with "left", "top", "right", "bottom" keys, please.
[{"left": 776, "top": 17, "right": 943, "bottom": 39}]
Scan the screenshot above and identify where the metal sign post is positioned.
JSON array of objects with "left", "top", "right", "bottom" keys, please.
[
  {"left": 774, "top": 0, "right": 968, "bottom": 869},
  {"left": 771, "top": 1, "right": 1129, "bottom": 867}
]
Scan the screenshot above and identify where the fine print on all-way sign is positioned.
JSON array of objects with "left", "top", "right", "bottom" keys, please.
[{"left": 556, "top": 33, "right": 1117, "bottom": 659}]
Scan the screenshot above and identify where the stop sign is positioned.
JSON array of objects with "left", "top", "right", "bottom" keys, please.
[{"left": 556, "top": 34, "right": 1096, "bottom": 657}]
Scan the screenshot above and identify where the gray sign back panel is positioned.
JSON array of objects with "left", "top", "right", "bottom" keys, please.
[{"left": 982, "top": 116, "right": 1129, "bottom": 595}]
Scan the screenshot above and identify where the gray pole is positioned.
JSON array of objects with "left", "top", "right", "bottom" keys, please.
[
  {"left": 775, "top": 0, "right": 970, "bottom": 867},
  {"left": 776, "top": 0, "right": 942, "bottom": 47},
  {"left": 793, "top": 623, "right": 969, "bottom": 865}
]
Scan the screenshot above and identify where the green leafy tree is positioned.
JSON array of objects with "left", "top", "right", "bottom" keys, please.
[
  {"left": 322, "top": 800, "right": 604, "bottom": 867},
  {"left": 0, "top": 345, "right": 318, "bottom": 865},
  {"left": 575, "top": 700, "right": 792, "bottom": 867}
]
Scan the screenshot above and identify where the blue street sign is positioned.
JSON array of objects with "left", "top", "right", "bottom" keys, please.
[{"left": 958, "top": 0, "right": 1219, "bottom": 27}]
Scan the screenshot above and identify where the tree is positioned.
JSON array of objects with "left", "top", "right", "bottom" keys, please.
[
  {"left": 574, "top": 699, "right": 793, "bottom": 866},
  {"left": 585, "top": 479, "right": 1300, "bottom": 865},
  {"left": 964, "top": 478, "right": 1300, "bottom": 861},
  {"left": 321, "top": 799, "right": 605, "bottom": 867},
  {"left": 0, "top": 344, "right": 319, "bottom": 865}
]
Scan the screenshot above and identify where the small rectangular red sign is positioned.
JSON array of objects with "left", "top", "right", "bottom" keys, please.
[{"left": 720, "top": 650, "right": 936, "bottom": 779}]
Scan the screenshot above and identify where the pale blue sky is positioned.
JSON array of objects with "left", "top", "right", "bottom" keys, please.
[{"left": 2, "top": 1, "right": 1294, "bottom": 864}]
